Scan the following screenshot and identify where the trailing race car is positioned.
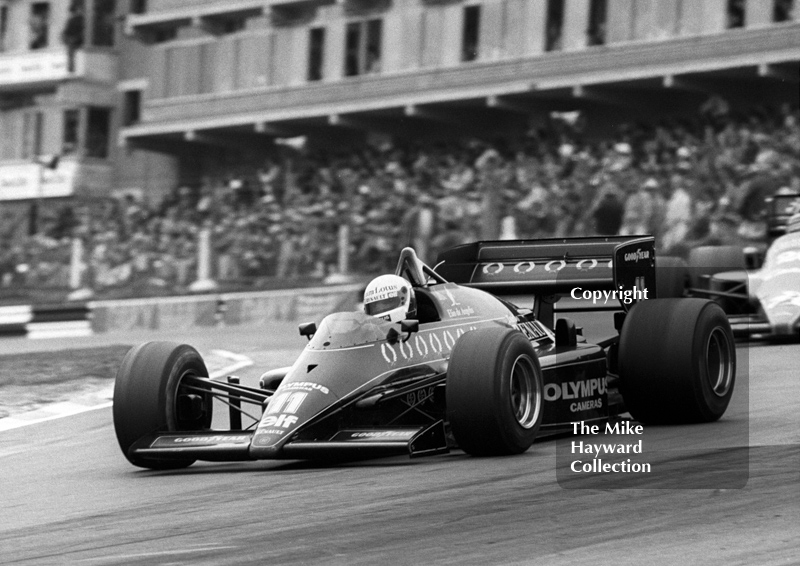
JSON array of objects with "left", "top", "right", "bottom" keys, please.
[
  {"left": 661, "top": 194, "right": 800, "bottom": 340},
  {"left": 684, "top": 230, "right": 800, "bottom": 340},
  {"left": 113, "top": 239, "right": 736, "bottom": 469}
]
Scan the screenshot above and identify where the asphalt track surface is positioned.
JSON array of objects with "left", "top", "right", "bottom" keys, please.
[{"left": 1, "top": 321, "right": 798, "bottom": 565}]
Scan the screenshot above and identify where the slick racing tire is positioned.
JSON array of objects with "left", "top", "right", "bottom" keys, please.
[
  {"left": 687, "top": 246, "right": 745, "bottom": 289},
  {"left": 113, "top": 342, "right": 213, "bottom": 470},
  {"left": 618, "top": 299, "right": 735, "bottom": 424},
  {"left": 447, "top": 328, "right": 543, "bottom": 456},
  {"left": 655, "top": 256, "right": 689, "bottom": 298}
]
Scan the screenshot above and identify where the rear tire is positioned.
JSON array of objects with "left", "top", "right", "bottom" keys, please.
[
  {"left": 687, "top": 246, "right": 745, "bottom": 289},
  {"left": 113, "top": 342, "right": 213, "bottom": 469},
  {"left": 447, "top": 328, "right": 543, "bottom": 456},
  {"left": 618, "top": 299, "right": 735, "bottom": 424},
  {"left": 656, "top": 256, "right": 689, "bottom": 298}
]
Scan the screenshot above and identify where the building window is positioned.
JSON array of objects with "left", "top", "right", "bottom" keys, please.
[
  {"left": 152, "top": 27, "right": 178, "bottom": 43},
  {"left": 587, "top": 0, "right": 607, "bottom": 46},
  {"left": 545, "top": 0, "right": 564, "bottom": 51},
  {"left": 344, "top": 18, "right": 382, "bottom": 77},
  {"left": 461, "top": 5, "right": 481, "bottom": 62},
  {"left": 129, "top": 0, "right": 146, "bottom": 14},
  {"left": 22, "top": 112, "right": 45, "bottom": 159},
  {"left": 29, "top": 3, "right": 51, "bottom": 50},
  {"left": 92, "top": 0, "right": 116, "bottom": 47},
  {"left": 62, "top": 109, "right": 81, "bottom": 155},
  {"left": 308, "top": 27, "right": 325, "bottom": 81},
  {"left": 0, "top": 5, "right": 8, "bottom": 52},
  {"left": 774, "top": 0, "right": 795, "bottom": 21},
  {"left": 727, "top": 0, "right": 746, "bottom": 28},
  {"left": 123, "top": 91, "right": 141, "bottom": 126},
  {"left": 86, "top": 107, "right": 111, "bottom": 159}
]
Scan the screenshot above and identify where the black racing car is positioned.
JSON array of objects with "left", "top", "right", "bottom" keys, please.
[{"left": 113, "top": 238, "right": 736, "bottom": 469}]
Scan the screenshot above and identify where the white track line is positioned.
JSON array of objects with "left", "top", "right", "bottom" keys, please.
[{"left": 0, "top": 349, "right": 253, "bottom": 432}]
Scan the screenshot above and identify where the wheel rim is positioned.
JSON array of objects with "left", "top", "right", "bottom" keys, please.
[
  {"left": 705, "top": 326, "right": 734, "bottom": 397},
  {"left": 509, "top": 355, "right": 541, "bottom": 429}
]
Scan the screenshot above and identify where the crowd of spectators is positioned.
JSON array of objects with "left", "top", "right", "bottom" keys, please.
[{"left": 1, "top": 99, "right": 798, "bottom": 297}]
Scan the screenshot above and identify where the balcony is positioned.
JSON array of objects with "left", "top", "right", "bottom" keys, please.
[
  {"left": 0, "top": 49, "right": 118, "bottom": 91},
  {"left": 122, "top": 23, "right": 800, "bottom": 138},
  {"left": 126, "top": 0, "right": 336, "bottom": 36}
]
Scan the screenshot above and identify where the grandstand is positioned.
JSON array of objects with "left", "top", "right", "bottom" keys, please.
[
  {"left": 119, "top": 0, "right": 799, "bottom": 192},
  {"left": 1, "top": 0, "right": 799, "bottom": 301}
]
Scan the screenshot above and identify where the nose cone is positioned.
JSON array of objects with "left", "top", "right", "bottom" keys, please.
[
  {"left": 757, "top": 272, "right": 800, "bottom": 336},
  {"left": 249, "top": 380, "right": 339, "bottom": 459},
  {"left": 762, "top": 291, "right": 800, "bottom": 335}
]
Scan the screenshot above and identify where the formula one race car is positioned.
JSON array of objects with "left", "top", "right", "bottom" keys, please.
[
  {"left": 661, "top": 193, "right": 800, "bottom": 340},
  {"left": 682, "top": 231, "right": 800, "bottom": 340},
  {"left": 113, "top": 238, "right": 736, "bottom": 469}
]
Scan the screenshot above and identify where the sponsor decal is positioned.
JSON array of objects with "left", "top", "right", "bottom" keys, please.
[
  {"left": 266, "top": 391, "right": 308, "bottom": 415},
  {"left": 544, "top": 377, "right": 607, "bottom": 406},
  {"left": 513, "top": 261, "right": 535, "bottom": 274},
  {"left": 405, "top": 386, "right": 435, "bottom": 406},
  {"left": 516, "top": 320, "right": 551, "bottom": 341},
  {"left": 379, "top": 325, "right": 475, "bottom": 365},
  {"left": 775, "top": 250, "right": 800, "bottom": 265},
  {"left": 343, "top": 430, "right": 416, "bottom": 441},
  {"left": 764, "top": 291, "right": 800, "bottom": 310},
  {"left": 153, "top": 435, "right": 250, "bottom": 447},
  {"left": 433, "top": 288, "right": 462, "bottom": 307},
  {"left": 623, "top": 248, "right": 650, "bottom": 263},
  {"left": 446, "top": 305, "right": 476, "bottom": 318},
  {"left": 364, "top": 284, "right": 400, "bottom": 303},
  {"left": 479, "top": 260, "right": 608, "bottom": 277},
  {"left": 259, "top": 414, "right": 298, "bottom": 428},
  {"left": 283, "top": 382, "right": 330, "bottom": 395}
]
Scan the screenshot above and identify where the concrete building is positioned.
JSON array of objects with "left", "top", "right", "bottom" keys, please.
[
  {"left": 50, "top": 1, "right": 800, "bottom": 201},
  {"left": 0, "top": 0, "right": 121, "bottom": 237},
  {"left": 118, "top": 0, "right": 800, "bottom": 199}
]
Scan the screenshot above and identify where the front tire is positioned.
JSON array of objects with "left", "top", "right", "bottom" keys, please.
[
  {"left": 618, "top": 299, "right": 735, "bottom": 424},
  {"left": 446, "top": 328, "right": 543, "bottom": 456},
  {"left": 113, "top": 342, "right": 213, "bottom": 469}
]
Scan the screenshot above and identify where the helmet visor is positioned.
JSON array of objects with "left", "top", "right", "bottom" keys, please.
[{"left": 364, "top": 295, "right": 404, "bottom": 317}]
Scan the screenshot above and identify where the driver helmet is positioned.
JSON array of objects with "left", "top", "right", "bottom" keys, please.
[
  {"left": 787, "top": 202, "right": 800, "bottom": 234},
  {"left": 363, "top": 274, "right": 416, "bottom": 323}
]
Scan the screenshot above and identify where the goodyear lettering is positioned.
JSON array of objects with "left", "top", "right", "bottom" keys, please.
[
  {"left": 349, "top": 430, "right": 416, "bottom": 439},
  {"left": 623, "top": 248, "right": 650, "bottom": 263},
  {"left": 169, "top": 435, "right": 250, "bottom": 444}
]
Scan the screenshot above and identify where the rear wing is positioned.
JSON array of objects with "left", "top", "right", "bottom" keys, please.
[{"left": 435, "top": 236, "right": 656, "bottom": 310}]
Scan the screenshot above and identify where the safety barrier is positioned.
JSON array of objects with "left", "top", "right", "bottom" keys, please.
[
  {"left": 1, "top": 283, "right": 362, "bottom": 339},
  {"left": 0, "top": 303, "right": 92, "bottom": 339}
]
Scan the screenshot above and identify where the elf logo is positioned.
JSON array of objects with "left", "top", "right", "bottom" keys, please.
[{"left": 259, "top": 414, "right": 298, "bottom": 428}]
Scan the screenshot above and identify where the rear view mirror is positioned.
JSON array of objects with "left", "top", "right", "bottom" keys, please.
[
  {"left": 298, "top": 322, "right": 317, "bottom": 340},
  {"left": 400, "top": 319, "right": 419, "bottom": 334}
]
